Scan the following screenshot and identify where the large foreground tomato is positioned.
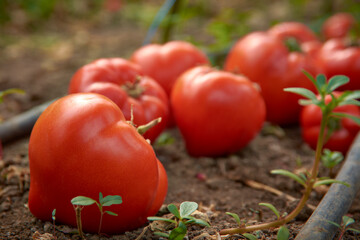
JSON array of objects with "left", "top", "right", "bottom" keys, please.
[
  {"left": 69, "top": 58, "right": 169, "bottom": 142},
  {"left": 171, "top": 66, "right": 266, "bottom": 157},
  {"left": 130, "top": 40, "right": 210, "bottom": 96},
  {"left": 224, "top": 22, "right": 322, "bottom": 125},
  {"left": 28, "top": 93, "right": 168, "bottom": 234},
  {"left": 300, "top": 92, "right": 360, "bottom": 154}
]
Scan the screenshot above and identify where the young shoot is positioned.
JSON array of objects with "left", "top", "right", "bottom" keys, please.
[
  {"left": 147, "top": 201, "right": 210, "bottom": 239},
  {"left": 71, "top": 192, "right": 122, "bottom": 236},
  {"left": 327, "top": 215, "right": 360, "bottom": 240},
  {"left": 220, "top": 72, "right": 360, "bottom": 236}
]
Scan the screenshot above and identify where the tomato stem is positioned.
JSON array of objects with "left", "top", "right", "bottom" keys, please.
[
  {"left": 122, "top": 76, "right": 145, "bottom": 98},
  {"left": 137, "top": 117, "right": 162, "bottom": 136}
]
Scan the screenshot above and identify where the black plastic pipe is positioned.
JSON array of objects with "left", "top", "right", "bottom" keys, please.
[
  {"left": 295, "top": 132, "right": 360, "bottom": 239},
  {"left": 0, "top": 99, "right": 56, "bottom": 143}
]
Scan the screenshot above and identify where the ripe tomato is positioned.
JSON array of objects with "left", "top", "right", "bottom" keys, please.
[
  {"left": 300, "top": 92, "right": 360, "bottom": 154},
  {"left": 316, "top": 39, "right": 360, "bottom": 91},
  {"left": 171, "top": 66, "right": 266, "bottom": 157},
  {"left": 224, "top": 22, "right": 322, "bottom": 125},
  {"left": 322, "top": 13, "right": 355, "bottom": 40},
  {"left": 28, "top": 93, "right": 168, "bottom": 234},
  {"left": 130, "top": 40, "right": 210, "bottom": 97},
  {"left": 68, "top": 58, "right": 169, "bottom": 142}
]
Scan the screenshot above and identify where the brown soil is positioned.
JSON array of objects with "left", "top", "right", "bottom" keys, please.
[{"left": 1, "top": 5, "right": 360, "bottom": 240}]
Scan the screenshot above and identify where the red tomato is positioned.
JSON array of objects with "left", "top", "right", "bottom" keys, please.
[
  {"left": 68, "top": 58, "right": 169, "bottom": 142},
  {"left": 224, "top": 22, "right": 322, "bottom": 125},
  {"left": 322, "top": 13, "right": 355, "bottom": 40},
  {"left": 171, "top": 66, "right": 266, "bottom": 157},
  {"left": 28, "top": 93, "right": 168, "bottom": 234},
  {"left": 300, "top": 92, "right": 360, "bottom": 154},
  {"left": 130, "top": 40, "right": 210, "bottom": 96},
  {"left": 317, "top": 39, "right": 360, "bottom": 91}
]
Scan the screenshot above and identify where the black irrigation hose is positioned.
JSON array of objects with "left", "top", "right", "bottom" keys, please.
[
  {"left": 0, "top": 99, "right": 56, "bottom": 143},
  {"left": 296, "top": 132, "right": 360, "bottom": 240}
]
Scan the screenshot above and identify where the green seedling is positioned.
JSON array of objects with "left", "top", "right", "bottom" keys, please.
[
  {"left": 0, "top": 88, "right": 25, "bottom": 104},
  {"left": 147, "top": 201, "right": 210, "bottom": 240},
  {"left": 51, "top": 209, "right": 57, "bottom": 238},
  {"left": 220, "top": 72, "right": 360, "bottom": 236},
  {"left": 71, "top": 193, "right": 122, "bottom": 237},
  {"left": 328, "top": 215, "right": 360, "bottom": 240},
  {"left": 321, "top": 149, "right": 344, "bottom": 178}
]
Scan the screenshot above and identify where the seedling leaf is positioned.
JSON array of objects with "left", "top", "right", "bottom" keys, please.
[
  {"left": 185, "top": 218, "right": 210, "bottom": 227},
  {"left": 284, "top": 88, "right": 317, "bottom": 101},
  {"left": 259, "top": 203, "right": 280, "bottom": 219},
  {"left": 167, "top": 204, "right": 181, "bottom": 219},
  {"left": 242, "top": 233, "right": 258, "bottom": 240},
  {"left": 147, "top": 216, "right": 177, "bottom": 224},
  {"left": 71, "top": 196, "right": 97, "bottom": 206},
  {"left": 105, "top": 211, "right": 118, "bottom": 216},
  {"left": 277, "top": 226, "right": 290, "bottom": 240},
  {"left": 271, "top": 169, "right": 306, "bottom": 186},
  {"left": 226, "top": 212, "right": 242, "bottom": 226},
  {"left": 343, "top": 215, "right": 355, "bottom": 227},
  {"left": 347, "top": 228, "right": 360, "bottom": 234},
  {"left": 316, "top": 74, "right": 327, "bottom": 90},
  {"left": 0, "top": 88, "right": 25, "bottom": 103},
  {"left": 52, "top": 209, "right": 56, "bottom": 221},
  {"left": 101, "top": 195, "right": 123, "bottom": 206},
  {"left": 326, "top": 75, "right": 350, "bottom": 92},
  {"left": 313, "top": 179, "right": 350, "bottom": 188},
  {"left": 327, "top": 220, "right": 341, "bottom": 228},
  {"left": 169, "top": 221, "right": 187, "bottom": 240},
  {"left": 331, "top": 112, "right": 360, "bottom": 126},
  {"left": 180, "top": 201, "right": 198, "bottom": 218},
  {"left": 154, "top": 232, "right": 170, "bottom": 238}
]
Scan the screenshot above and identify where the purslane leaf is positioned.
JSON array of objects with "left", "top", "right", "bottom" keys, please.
[
  {"left": 226, "top": 212, "right": 242, "bottom": 226},
  {"left": 271, "top": 169, "right": 306, "bottom": 186},
  {"left": 284, "top": 87, "right": 318, "bottom": 101},
  {"left": 277, "top": 226, "right": 290, "bottom": 240},
  {"left": 313, "top": 179, "right": 350, "bottom": 188},
  {"left": 326, "top": 75, "right": 350, "bottom": 92},
  {"left": 331, "top": 112, "right": 360, "bottom": 126},
  {"left": 259, "top": 203, "right": 280, "bottom": 219},
  {"left": 147, "top": 216, "right": 177, "bottom": 224}
]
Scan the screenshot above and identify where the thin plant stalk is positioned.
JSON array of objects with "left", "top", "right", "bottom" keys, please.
[
  {"left": 220, "top": 109, "right": 329, "bottom": 235},
  {"left": 74, "top": 206, "right": 85, "bottom": 239}
]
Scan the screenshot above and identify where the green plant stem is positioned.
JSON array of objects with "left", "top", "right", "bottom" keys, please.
[
  {"left": 98, "top": 211, "right": 103, "bottom": 234},
  {"left": 75, "top": 206, "right": 85, "bottom": 239},
  {"left": 220, "top": 112, "right": 329, "bottom": 236}
]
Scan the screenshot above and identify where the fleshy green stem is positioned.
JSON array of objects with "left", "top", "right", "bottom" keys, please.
[
  {"left": 220, "top": 110, "right": 329, "bottom": 236},
  {"left": 137, "top": 117, "right": 162, "bottom": 135}
]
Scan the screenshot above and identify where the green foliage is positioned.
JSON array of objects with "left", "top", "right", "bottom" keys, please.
[
  {"left": 71, "top": 192, "right": 122, "bottom": 234},
  {"left": 148, "top": 201, "right": 210, "bottom": 240},
  {"left": 0, "top": 88, "right": 25, "bottom": 104},
  {"left": 277, "top": 226, "right": 290, "bottom": 240},
  {"left": 259, "top": 203, "right": 281, "bottom": 220},
  {"left": 327, "top": 215, "right": 360, "bottom": 240}
]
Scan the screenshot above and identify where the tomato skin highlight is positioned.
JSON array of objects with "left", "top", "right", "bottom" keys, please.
[
  {"left": 300, "top": 93, "right": 360, "bottom": 155},
  {"left": 28, "top": 93, "right": 168, "bottom": 234},
  {"left": 130, "top": 41, "right": 210, "bottom": 97},
  {"left": 171, "top": 66, "right": 266, "bottom": 157},
  {"left": 69, "top": 58, "right": 169, "bottom": 142},
  {"left": 224, "top": 22, "right": 322, "bottom": 125}
]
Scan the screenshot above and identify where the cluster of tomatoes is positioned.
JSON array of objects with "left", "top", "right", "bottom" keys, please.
[{"left": 27, "top": 13, "right": 359, "bottom": 234}]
